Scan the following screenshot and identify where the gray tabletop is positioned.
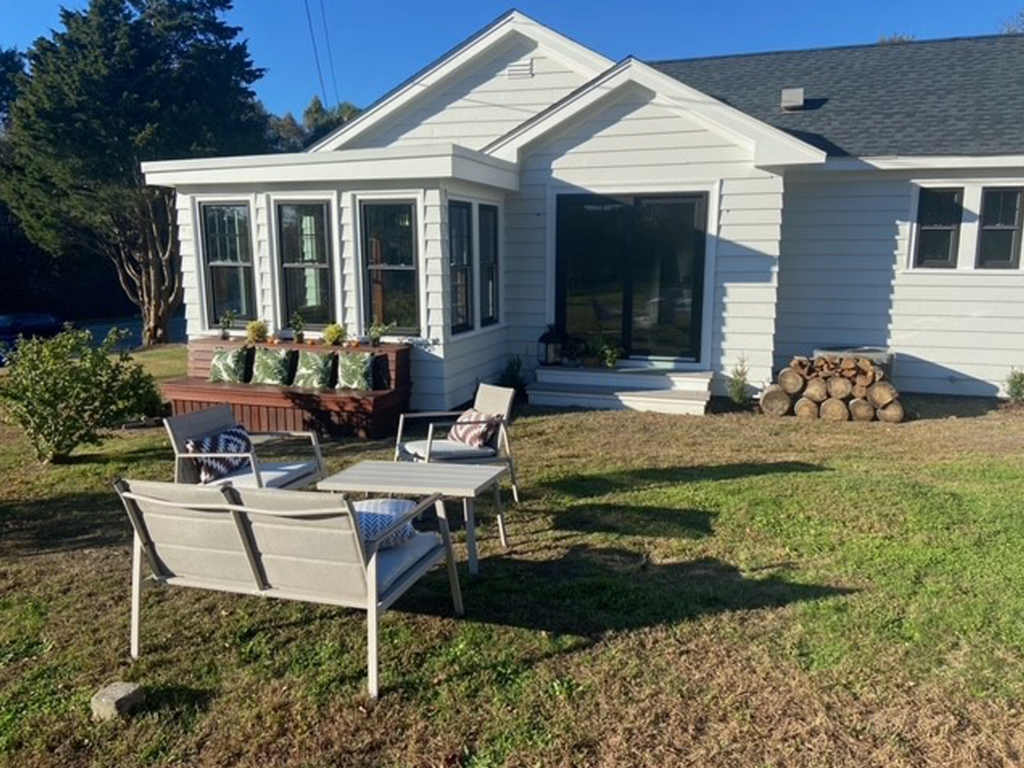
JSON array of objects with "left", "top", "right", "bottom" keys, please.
[{"left": 318, "top": 460, "right": 508, "bottom": 498}]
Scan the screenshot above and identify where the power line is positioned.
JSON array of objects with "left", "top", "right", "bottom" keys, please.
[
  {"left": 302, "top": 0, "right": 328, "bottom": 106},
  {"left": 319, "top": 0, "right": 342, "bottom": 107}
]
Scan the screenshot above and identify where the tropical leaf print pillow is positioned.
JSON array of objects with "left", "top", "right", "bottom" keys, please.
[
  {"left": 208, "top": 347, "right": 248, "bottom": 383},
  {"left": 336, "top": 352, "right": 373, "bottom": 390},
  {"left": 292, "top": 350, "right": 335, "bottom": 389},
  {"left": 250, "top": 347, "right": 292, "bottom": 385}
]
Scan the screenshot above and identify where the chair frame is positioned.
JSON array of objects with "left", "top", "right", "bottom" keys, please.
[
  {"left": 164, "top": 405, "right": 325, "bottom": 489},
  {"left": 114, "top": 479, "right": 463, "bottom": 699}
]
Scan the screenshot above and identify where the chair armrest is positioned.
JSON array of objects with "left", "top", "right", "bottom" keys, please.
[
  {"left": 361, "top": 494, "right": 442, "bottom": 547},
  {"left": 397, "top": 411, "right": 464, "bottom": 421},
  {"left": 175, "top": 452, "right": 260, "bottom": 485},
  {"left": 249, "top": 430, "right": 324, "bottom": 476}
]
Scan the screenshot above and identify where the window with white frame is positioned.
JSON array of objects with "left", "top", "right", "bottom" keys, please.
[
  {"left": 914, "top": 188, "right": 962, "bottom": 269},
  {"left": 200, "top": 202, "right": 256, "bottom": 323},
  {"left": 479, "top": 204, "right": 500, "bottom": 326},
  {"left": 361, "top": 201, "right": 419, "bottom": 334},
  {"left": 277, "top": 202, "right": 334, "bottom": 326},
  {"left": 448, "top": 201, "right": 474, "bottom": 334},
  {"left": 977, "top": 188, "right": 1023, "bottom": 269},
  {"left": 913, "top": 184, "right": 1024, "bottom": 271},
  {"left": 447, "top": 199, "right": 501, "bottom": 335}
]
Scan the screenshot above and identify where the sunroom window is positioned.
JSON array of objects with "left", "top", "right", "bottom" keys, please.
[
  {"left": 914, "top": 188, "right": 962, "bottom": 269},
  {"left": 977, "top": 188, "right": 1023, "bottom": 269},
  {"left": 201, "top": 203, "right": 256, "bottom": 322},
  {"left": 449, "top": 201, "right": 474, "bottom": 334},
  {"left": 278, "top": 202, "right": 333, "bottom": 326},
  {"left": 361, "top": 201, "right": 419, "bottom": 334},
  {"left": 479, "top": 204, "right": 499, "bottom": 326}
]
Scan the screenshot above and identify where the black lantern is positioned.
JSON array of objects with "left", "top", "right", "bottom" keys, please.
[{"left": 537, "top": 325, "right": 563, "bottom": 366}]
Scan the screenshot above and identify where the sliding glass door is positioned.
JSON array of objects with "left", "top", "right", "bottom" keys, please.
[{"left": 556, "top": 193, "right": 707, "bottom": 361}]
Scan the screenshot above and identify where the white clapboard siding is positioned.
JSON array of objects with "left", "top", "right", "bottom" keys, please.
[
  {"left": 503, "top": 84, "right": 784, "bottom": 392},
  {"left": 347, "top": 37, "right": 588, "bottom": 152},
  {"left": 777, "top": 175, "right": 1024, "bottom": 396},
  {"left": 175, "top": 193, "right": 204, "bottom": 338}
]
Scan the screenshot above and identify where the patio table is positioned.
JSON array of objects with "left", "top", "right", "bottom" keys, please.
[{"left": 318, "top": 460, "right": 509, "bottom": 575}]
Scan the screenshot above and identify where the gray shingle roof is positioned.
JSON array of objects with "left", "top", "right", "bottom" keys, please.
[{"left": 649, "top": 35, "right": 1024, "bottom": 158}]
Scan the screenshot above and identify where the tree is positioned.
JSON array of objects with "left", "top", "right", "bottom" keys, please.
[
  {"left": 0, "top": 0, "right": 267, "bottom": 345},
  {"left": 264, "top": 95, "right": 361, "bottom": 152},
  {"left": 878, "top": 33, "right": 916, "bottom": 45},
  {"left": 0, "top": 47, "right": 23, "bottom": 128},
  {"left": 1003, "top": 10, "right": 1024, "bottom": 33}
]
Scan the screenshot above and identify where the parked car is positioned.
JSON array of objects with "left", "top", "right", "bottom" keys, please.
[{"left": 0, "top": 313, "right": 63, "bottom": 365}]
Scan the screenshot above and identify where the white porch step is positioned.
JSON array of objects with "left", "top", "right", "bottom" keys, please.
[
  {"left": 534, "top": 366, "right": 713, "bottom": 394},
  {"left": 527, "top": 381, "right": 710, "bottom": 415}
]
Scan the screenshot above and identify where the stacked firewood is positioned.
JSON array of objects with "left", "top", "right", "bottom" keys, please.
[{"left": 760, "top": 355, "right": 904, "bottom": 423}]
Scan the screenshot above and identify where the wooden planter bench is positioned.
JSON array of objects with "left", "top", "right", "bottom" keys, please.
[{"left": 160, "top": 338, "right": 411, "bottom": 439}]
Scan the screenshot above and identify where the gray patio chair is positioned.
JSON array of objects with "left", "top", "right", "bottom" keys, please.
[
  {"left": 394, "top": 383, "right": 520, "bottom": 503},
  {"left": 114, "top": 478, "right": 463, "bottom": 699},
  {"left": 164, "top": 405, "right": 323, "bottom": 490}
]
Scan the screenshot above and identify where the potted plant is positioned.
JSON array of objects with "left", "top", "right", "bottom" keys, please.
[
  {"left": 367, "top": 320, "right": 395, "bottom": 347},
  {"left": 246, "top": 319, "right": 268, "bottom": 345},
  {"left": 218, "top": 309, "right": 237, "bottom": 340},
  {"left": 290, "top": 311, "right": 306, "bottom": 344},
  {"left": 600, "top": 341, "right": 621, "bottom": 369},
  {"left": 580, "top": 338, "right": 602, "bottom": 368},
  {"left": 322, "top": 322, "right": 346, "bottom": 346}
]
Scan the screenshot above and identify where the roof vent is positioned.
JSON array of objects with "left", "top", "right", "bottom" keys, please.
[
  {"left": 506, "top": 58, "right": 534, "bottom": 79},
  {"left": 780, "top": 87, "right": 805, "bottom": 111}
]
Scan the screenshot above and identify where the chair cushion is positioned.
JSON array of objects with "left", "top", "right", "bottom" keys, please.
[
  {"left": 292, "top": 350, "right": 335, "bottom": 388},
  {"left": 208, "top": 348, "right": 247, "bottom": 383},
  {"left": 400, "top": 439, "right": 497, "bottom": 461},
  {"left": 375, "top": 532, "right": 443, "bottom": 592},
  {"left": 251, "top": 347, "right": 293, "bottom": 385},
  {"left": 447, "top": 408, "right": 501, "bottom": 448},
  {"left": 337, "top": 351, "right": 373, "bottom": 390},
  {"left": 185, "top": 425, "right": 253, "bottom": 483},
  {"left": 352, "top": 498, "right": 418, "bottom": 550},
  {"left": 212, "top": 460, "right": 318, "bottom": 489}
]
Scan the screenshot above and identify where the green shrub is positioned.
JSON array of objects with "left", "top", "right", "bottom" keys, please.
[
  {"left": 1007, "top": 368, "right": 1024, "bottom": 405},
  {"left": 0, "top": 327, "right": 163, "bottom": 463},
  {"left": 728, "top": 355, "right": 751, "bottom": 407},
  {"left": 497, "top": 354, "right": 527, "bottom": 399},
  {"left": 322, "top": 323, "right": 346, "bottom": 346},
  {"left": 246, "top": 319, "right": 268, "bottom": 344}
]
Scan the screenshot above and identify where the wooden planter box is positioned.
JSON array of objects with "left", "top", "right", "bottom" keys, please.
[{"left": 159, "top": 337, "right": 412, "bottom": 439}]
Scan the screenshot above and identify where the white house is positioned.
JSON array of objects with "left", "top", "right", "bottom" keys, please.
[{"left": 143, "top": 11, "right": 1024, "bottom": 413}]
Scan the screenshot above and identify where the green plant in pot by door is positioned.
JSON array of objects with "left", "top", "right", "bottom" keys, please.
[
  {"left": 291, "top": 312, "right": 306, "bottom": 344},
  {"left": 600, "top": 341, "right": 621, "bottom": 369},
  {"left": 367, "top": 320, "right": 395, "bottom": 347},
  {"left": 246, "top": 319, "right": 268, "bottom": 344},
  {"left": 219, "top": 309, "right": 237, "bottom": 340},
  {"left": 322, "top": 323, "right": 346, "bottom": 346}
]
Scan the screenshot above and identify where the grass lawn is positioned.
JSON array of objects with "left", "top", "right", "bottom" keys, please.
[{"left": 3, "top": 346, "right": 1024, "bottom": 766}]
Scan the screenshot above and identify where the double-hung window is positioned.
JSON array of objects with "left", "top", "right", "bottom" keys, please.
[
  {"left": 278, "top": 202, "right": 333, "bottom": 326},
  {"left": 449, "top": 201, "right": 474, "bottom": 334},
  {"left": 361, "top": 201, "right": 419, "bottom": 334},
  {"left": 977, "top": 188, "right": 1023, "bottom": 269},
  {"left": 914, "top": 188, "right": 962, "bottom": 269},
  {"left": 479, "top": 204, "right": 500, "bottom": 326},
  {"left": 201, "top": 203, "right": 256, "bottom": 323}
]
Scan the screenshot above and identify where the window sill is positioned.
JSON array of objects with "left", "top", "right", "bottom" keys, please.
[
  {"left": 901, "top": 267, "right": 1024, "bottom": 275},
  {"left": 448, "top": 323, "right": 506, "bottom": 343}
]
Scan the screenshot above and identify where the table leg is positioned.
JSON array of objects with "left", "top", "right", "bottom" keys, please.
[
  {"left": 463, "top": 498, "right": 479, "bottom": 575},
  {"left": 493, "top": 483, "right": 509, "bottom": 549}
]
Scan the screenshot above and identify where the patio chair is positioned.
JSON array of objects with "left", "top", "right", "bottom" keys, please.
[
  {"left": 114, "top": 478, "right": 463, "bottom": 699},
  {"left": 394, "top": 383, "right": 520, "bottom": 503},
  {"left": 164, "top": 405, "right": 323, "bottom": 490}
]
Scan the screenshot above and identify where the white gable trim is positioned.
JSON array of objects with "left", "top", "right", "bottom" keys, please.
[
  {"left": 308, "top": 10, "right": 613, "bottom": 153},
  {"left": 484, "top": 58, "right": 827, "bottom": 169}
]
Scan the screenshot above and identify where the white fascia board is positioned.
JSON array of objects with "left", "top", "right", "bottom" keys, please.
[
  {"left": 142, "top": 144, "right": 520, "bottom": 190},
  {"left": 486, "top": 58, "right": 826, "bottom": 169},
  {"left": 308, "top": 10, "right": 612, "bottom": 153},
  {"left": 814, "top": 155, "right": 1024, "bottom": 172}
]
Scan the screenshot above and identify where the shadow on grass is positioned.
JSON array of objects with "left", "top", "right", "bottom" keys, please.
[
  {"left": 401, "top": 545, "right": 852, "bottom": 640},
  {"left": 140, "top": 684, "right": 214, "bottom": 716},
  {"left": 541, "top": 461, "right": 826, "bottom": 499},
  {"left": 553, "top": 504, "right": 716, "bottom": 539},
  {"left": 0, "top": 491, "right": 129, "bottom": 557}
]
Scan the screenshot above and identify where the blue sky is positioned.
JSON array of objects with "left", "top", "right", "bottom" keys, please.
[{"left": 4, "top": 1, "right": 1023, "bottom": 117}]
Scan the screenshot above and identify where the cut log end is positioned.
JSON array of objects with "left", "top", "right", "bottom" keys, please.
[
  {"left": 803, "top": 378, "right": 828, "bottom": 403},
  {"left": 877, "top": 400, "right": 905, "bottom": 423},
  {"left": 777, "top": 368, "right": 806, "bottom": 395},
  {"left": 794, "top": 397, "right": 819, "bottom": 419},
  {"left": 868, "top": 381, "right": 898, "bottom": 408},
  {"left": 760, "top": 385, "right": 793, "bottom": 417},
  {"left": 820, "top": 397, "right": 850, "bottom": 422},
  {"left": 827, "top": 376, "right": 853, "bottom": 400},
  {"left": 849, "top": 398, "right": 876, "bottom": 422}
]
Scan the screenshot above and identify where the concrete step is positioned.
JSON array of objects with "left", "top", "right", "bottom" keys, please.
[
  {"left": 534, "top": 366, "right": 713, "bottom": 393},
  {"left": 527, "top": 382, "right": 709, "bottom": 415}
]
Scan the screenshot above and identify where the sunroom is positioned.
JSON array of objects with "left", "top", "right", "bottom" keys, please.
[{"left": 143, "top": 144, "right": 519, "bottom": 410}]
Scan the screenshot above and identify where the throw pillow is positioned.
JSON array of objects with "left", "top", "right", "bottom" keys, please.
[
  {"left": 208, "top": 347, "right": 247, "bottom": 383},
  {"left": 353, "top": 498, "right": 418, "bottom": 549},
  {"left": 336, "top": 352, "right": 373, "bottom": 390},
  {"left": 447, "top": 408, "right": 501, "bottom": 448},
  {"left": 250, "top": 347, "right": 292, "bottom": 385},
  {"left": 292, "top": 350, "right": 334, "bottom": 389},
  {"left": 184, "top": 425, "right": 253, "bottom": 484}
]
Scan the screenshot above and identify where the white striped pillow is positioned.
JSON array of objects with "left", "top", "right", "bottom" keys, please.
[
  {"left": 447, "top": 408, "right": 501, "bottom": 448},
  {"left": 184, "top": 425, "right": 253, "bottom": 483}
]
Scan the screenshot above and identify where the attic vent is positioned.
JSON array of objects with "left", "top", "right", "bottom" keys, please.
[
  {"left": 781, "top": 87, "right": 805, "bottom": 111},
  {"left": 506, "top": 58, "right": 534, "bottom": 79}
]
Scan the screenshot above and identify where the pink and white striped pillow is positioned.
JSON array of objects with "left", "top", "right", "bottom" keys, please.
[{"left": 447, "top": 408, "right": 501, "bottom": 448}]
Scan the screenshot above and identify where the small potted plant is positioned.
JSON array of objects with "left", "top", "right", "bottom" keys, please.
[
  {"left": 218, "top": 309, "right": 238, "bottom": 340},
  {"left": 600, "top": 340, "right": 620, "bottom": 369},
  {"left": 580, "top": 338, "right": 602, "bottom": 368},
  {"left": 290, "top": 311, "right": 306, "bottom": 344},
  {"left": 246, "top": 319, "right": 268, "bottom": 345},
  {"left": 367, "top": 320, "right": 395, "bottom": 347},
  {"left": 322, "top": 322, "right": 346, "bottom": 346}
]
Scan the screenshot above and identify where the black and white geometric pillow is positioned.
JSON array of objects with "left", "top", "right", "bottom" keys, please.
[
  {"left": 184, "top": 425, "right": 253, "bottom": 483},
  {"left": 352, "top": 498, "right": 418, "bottom": 549}
]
